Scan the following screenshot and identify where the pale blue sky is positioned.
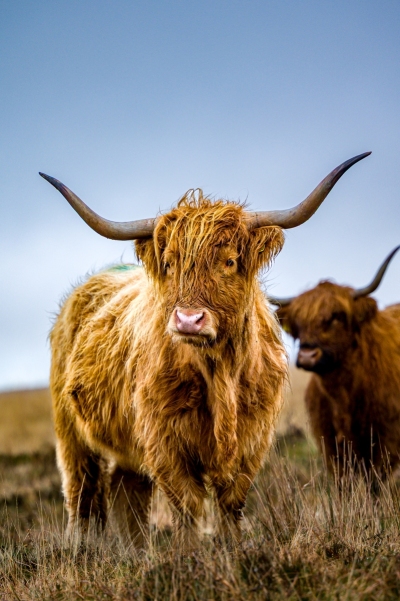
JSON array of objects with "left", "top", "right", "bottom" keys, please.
[{"left": 1, "top": 1, "right": 400, "bottom": 389}]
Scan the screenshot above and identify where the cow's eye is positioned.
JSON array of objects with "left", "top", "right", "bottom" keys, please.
[
  {"left": 331, "top": 311, "right": 346, "bottom": 325},
  {"left": 164, "top": 262, "right": 170, "bottom": 272},
  {"left": 226, "top": 259, "right": 235, "bottom": 267},
  {"left": 323, "top": 311, "right": 346, "bottom": 329}
]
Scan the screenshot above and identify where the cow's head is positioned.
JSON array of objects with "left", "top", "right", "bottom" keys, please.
[
  {"left": 40, "top": 152, "right": 370, "bottom": 347},
  {"left": 135, "top": 191, "right": 284, "bottom": 345},
  {"left": 272, "top": 246, "right": 400, "bottom": 374}
]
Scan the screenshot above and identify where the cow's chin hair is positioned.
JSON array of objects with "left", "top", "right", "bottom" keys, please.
[{"left": 169, "top": 332, "right": 217, "bottom": 348}]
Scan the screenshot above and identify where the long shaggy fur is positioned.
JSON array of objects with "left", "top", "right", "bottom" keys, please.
[
  {"left": 277, "top": 282, "right": 400, "bottom": 476},
  {"left": 50, "top": 190, "right": 287, "bottom": 549}
]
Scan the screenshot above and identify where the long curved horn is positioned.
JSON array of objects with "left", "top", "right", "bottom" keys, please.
[
  {"left": 246, "top": 152, "right": 371, "bottom": 230},
  {"left": 39, "top": 173, "right": 158, "bottom": 240},
  {"left": 268, "top": 295, "right": 294, "bottom": 307},
  {"left": 40, "top": 151, "right": 370, "bottom": 239},
  {"left": 352, "top": 245, "right": 400, "bottom": 299}
]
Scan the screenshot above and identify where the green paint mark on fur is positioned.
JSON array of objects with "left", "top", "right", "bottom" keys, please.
[{"left": 108, "top": 264, "right": 141, "bottom": 272}]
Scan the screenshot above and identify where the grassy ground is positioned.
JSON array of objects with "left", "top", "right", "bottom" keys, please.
[{"left": 2, "top": 373, "right": 400, "bottom": 599}]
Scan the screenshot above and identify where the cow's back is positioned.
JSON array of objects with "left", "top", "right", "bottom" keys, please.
[
  {"left": 371, "top": 302, "right": 400, "bottom": 364},
  {"left": 382, "top": 302, "right": 400, "bottom": 324}
]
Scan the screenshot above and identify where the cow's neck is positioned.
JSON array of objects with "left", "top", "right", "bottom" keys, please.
[
  {"left": 315, "top": 330, "right": 380, "bottom": 414},
  {"left": 191, "top": 306, "right": 252, "bottom": 380}
]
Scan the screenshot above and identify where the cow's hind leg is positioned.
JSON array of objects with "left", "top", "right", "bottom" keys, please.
[
  {"left": 56, "top": 435, "right": 108, "bottom": 543},
  {"left": 109, "top": 466, "right": 154, "bottom": 550}
]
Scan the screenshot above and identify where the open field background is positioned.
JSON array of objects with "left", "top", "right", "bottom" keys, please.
[{"left": 3, "top": 368, "right": 400, "bottom": 600}]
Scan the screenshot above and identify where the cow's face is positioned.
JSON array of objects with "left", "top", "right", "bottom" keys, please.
[
  {"left": 136, "top": 192, "right": 284, "bottom": 347},
  {"left": 277, "top": 282, "right": 377, "bottom": 374}
]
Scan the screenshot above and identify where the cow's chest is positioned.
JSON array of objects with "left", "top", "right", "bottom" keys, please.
[
  {"left": 139, "top": 365, "right": 247, "bottom": 463},
  {"left": 329, "top": 390, "right": 381, "bottom": 450}
]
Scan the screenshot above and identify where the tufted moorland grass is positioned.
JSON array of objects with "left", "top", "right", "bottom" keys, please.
[{"left": 2, "top": 373, "right": 400, "bottom": 599}]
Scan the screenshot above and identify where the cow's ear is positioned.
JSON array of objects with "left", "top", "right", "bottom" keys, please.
[
  {"left": 245, "top": 226, "right": 284, "bottom": 273},
  {"left": 353, "top": 296, "right": 378, "bottom": 324},
  {"left": 134, "top": 238, "right": 159, "bottom": 278},
  {"left": 275, "top": 305, "right": 292, "bottom": 334}
]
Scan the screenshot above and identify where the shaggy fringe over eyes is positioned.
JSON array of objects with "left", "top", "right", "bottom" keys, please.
[
  {"left": 155, "top": 190, "right": 244, "bottom": 277},
  {"left": 277, "top": 282, "right": 380, "bottom": 339},
  {"left": 137, "top": 189, "right": 284, "bottom": 302}
]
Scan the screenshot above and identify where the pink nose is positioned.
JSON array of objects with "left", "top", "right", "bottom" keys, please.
[{"left": 175, "top": 309, "right": 205, "bottom": 334}]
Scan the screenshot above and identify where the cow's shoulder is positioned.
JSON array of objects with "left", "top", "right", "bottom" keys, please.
[{"left": 51, "top": 265, "right": 150, "bottom": 358}]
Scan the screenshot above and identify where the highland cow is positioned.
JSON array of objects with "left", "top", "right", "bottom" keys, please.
[
  {"left": 40, "top": 153, "right": 369, "bottom": 549},
  {"left": 272, "top": 245, "right": 400, "bottom": 477}
]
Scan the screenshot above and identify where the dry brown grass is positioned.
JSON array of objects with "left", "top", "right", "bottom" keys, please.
[
  {"left": 2, "top": 439, "right": 400, "bottom": 600},
  {"left": 3, "top": 369, "right": 400, "bottom": 600},
  {"left": 0, "top": 388, "right": 54, "bottom": 455}
]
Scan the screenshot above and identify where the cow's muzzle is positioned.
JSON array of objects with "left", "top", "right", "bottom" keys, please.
[
  {"left": 296, "top": 344, "right": 323, "bottom": 371},
  {"left": 176, "top": 309, "right": 206, "bottom": 334},
  {"left": 168, "top": 307, "right": 216, "bottom": 342}
]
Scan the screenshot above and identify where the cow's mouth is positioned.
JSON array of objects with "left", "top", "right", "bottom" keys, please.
[{"left": 173, "top": 332, "right": 217, "bottom": 347}]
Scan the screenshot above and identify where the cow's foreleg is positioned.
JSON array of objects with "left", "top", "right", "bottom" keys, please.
[
  {"left": 56, "top": 434, "right": 108, "bottom": 543},
  {"left": 109, "top": 466, "right": 154, "bottom": 550},
  {"left": 214, "top": 473, "right": 252, "bottom": 549},
  {"left": 156, "top": 468, "right": 207, "bottom": 551}
]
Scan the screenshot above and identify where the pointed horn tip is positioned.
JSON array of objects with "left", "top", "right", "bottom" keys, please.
[
  {"left": 335, "top": 150, "right": 371, "bottom": 175},
  {"left": 354, "top": 151, "right": 372, "bottom": 160},
  {"left": 353, "top": 244, "right": 400, "bottom": 299},
  {"left": 379, "top": 244, "right": 400, "bottom": 264},
  {"left": 384, "top": 244, "right": 400, "bottom": 264},
  {"left": 39, "top": 172, "right": 57, "bottom": 185},
  {"left": 39, "top": 172, "right": 68, "bottom": 194}
]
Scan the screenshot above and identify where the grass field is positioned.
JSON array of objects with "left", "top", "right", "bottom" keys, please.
[{"left": 2, "top": 369, "right": 400, "bottom": 600}]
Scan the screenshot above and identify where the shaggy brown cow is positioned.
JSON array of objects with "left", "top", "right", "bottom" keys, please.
[
  {"left": 40, "top": 153, "right": 369, "bottom": 549},
  {"left": 272, "top": 246, "right": 400, "bottom": 477}
]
